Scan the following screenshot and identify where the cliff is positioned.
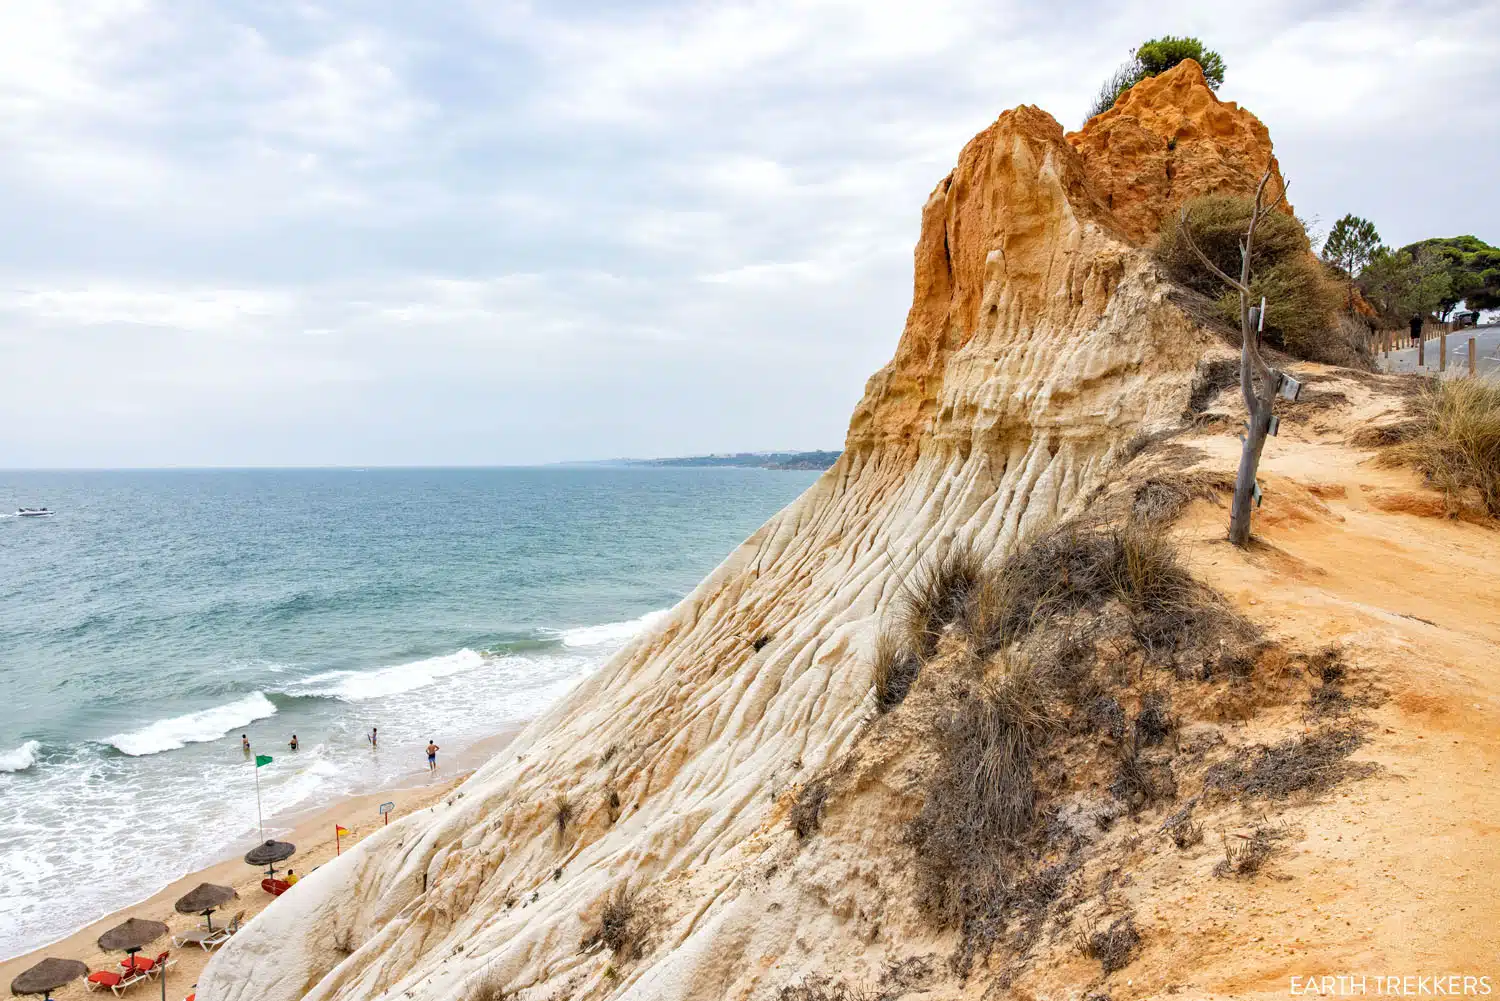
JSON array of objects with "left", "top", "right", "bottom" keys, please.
[{"left": 197, "top": 62, "right": 1500, "bottom": 1001}]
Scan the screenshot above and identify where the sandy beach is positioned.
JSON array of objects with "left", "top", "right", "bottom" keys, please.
[{"left": 1, "top": 727, "right": 521, "bottom": 1000}]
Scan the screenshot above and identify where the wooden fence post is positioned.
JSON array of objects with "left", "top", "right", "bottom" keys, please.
[
  {"left": 1470, "top": 337, "right": 1478, "bottom": 376},
  {"left": 1418, "top": 325, "right": 1426, "bottom": 367},
  {"left": 1440, "top": 327, "right": 1448, "bottom": 372}
]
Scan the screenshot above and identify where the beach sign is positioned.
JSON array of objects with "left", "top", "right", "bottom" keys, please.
[{"left": 379, "top": 801, "right": 395, "bottom": 826}]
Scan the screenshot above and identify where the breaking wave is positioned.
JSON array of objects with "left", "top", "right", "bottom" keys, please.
[
  {"left": 0, "top": 740, "right": 40, "bottom": 773},
  {"left": 107, "top": 692, "right": 278, "bottom": 756}
]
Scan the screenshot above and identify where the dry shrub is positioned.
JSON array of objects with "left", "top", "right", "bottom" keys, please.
[
  {"left": 1133, "top": 690, "right": 1175, "bottom": 745},
  {"left": 791, "top": 778, "right": 830, "bottom": 840},
  {"left": 1205, "top": 726, "right": 1372, "bottom": 800},
  {"left": 1076, "top": 913, "right": 1141, "bottom": 974},
  {"left": 1088, "top": 695, "right": 1126, "bottom": 742},
  {"left": 872, "top": 630, "right": 922, "bottom": 712},
  {"left": 907, "top": 665, "right": 1055, "bottom": 969},
  {"left": 1213, "top": 824, "right": 1289, "bottom": 878},
  {"left": 582, "top": 886, "right": 647, "bottom": 961},
  {"left": 466, "top": 967, "right": 511, "bottom": 1001},
  {"left": 1380, "top": 376, "right": 1500, "bottom": 517},
  {"left": 1110, "top": 739, "right": 1175, "bottom": 811}
]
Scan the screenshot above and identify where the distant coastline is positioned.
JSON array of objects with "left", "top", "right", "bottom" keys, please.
[{"left": 568, "top": 450, "right": 842, "bottom": 471}]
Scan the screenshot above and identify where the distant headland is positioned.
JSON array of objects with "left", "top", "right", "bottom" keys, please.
[{"left": 568, "top": 450, "right": 841, "bottom": 471}]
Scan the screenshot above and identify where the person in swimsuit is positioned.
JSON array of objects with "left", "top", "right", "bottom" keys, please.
[
  {"left": 426, "top": 740, "right": 439, "bottom": 772},
  {"left": 369, "top": 727, "right": 378, "bottom": 749},
  {"left": 241, "top": 734, "right": 250, "bottom": 754},
  {"left": 289, "top": 734, "right": 299, "bottom": 751}
]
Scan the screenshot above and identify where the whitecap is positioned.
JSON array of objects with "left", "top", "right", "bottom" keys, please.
[
  {"left": 107, "top": 692, "right": 278, "bottom": 756},
  {"left": 287, "top": 649, "right": 485, "bottom": 703},
  {"left": 0, "top": 740, "right": 40, "bottom": 773},
  {"left": 557, "top": 608, "right": 670, "bottom": 648}
]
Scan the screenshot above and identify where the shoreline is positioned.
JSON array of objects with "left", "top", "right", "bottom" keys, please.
[{"left": 0, "top": 724, "right": 523, "bottom": 996}]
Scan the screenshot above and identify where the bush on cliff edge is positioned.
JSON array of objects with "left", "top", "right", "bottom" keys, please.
[{"left": 1156, "top": 195, "right": 1349, "bottom": 366}]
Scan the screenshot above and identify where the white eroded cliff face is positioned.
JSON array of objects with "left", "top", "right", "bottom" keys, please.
[{"left": 199, "top": 70, "right": 1255, "bottom": 1001}]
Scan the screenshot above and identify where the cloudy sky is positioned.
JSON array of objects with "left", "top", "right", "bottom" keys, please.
[{"left": 1, "top": 0, "right": 1495, "bottom": 467}]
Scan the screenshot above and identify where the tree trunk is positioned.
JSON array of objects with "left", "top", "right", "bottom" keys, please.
[{"left": 1228, "top": 384, "right": 1273, "bottom": 547}]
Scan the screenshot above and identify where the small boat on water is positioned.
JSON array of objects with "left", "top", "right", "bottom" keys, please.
[{"left": 16, "top": 508, "right": 54, "bottom": 517}]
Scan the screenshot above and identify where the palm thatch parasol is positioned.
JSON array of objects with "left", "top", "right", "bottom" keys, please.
[
  {"left": 10, "top": 958, "right": 87, "bottom": 998},
  {"left": 97, "top": 917, "right": 168, "bottom": 974},
  {"left": 174, "top": 883, "right": 237, "bottom": 930},
  {"left": 243, "top": 839, "right": 295, "bottom": 875}
]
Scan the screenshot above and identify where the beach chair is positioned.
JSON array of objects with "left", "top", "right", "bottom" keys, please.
[
  {"left": 176, "top": 912, "right": 231, "bottom": 950},
  {"left": 145, "top": 951, "right": 175, "bottom": 980},
  {"left": 85, "top": 965, "right": 149, "bottom": 996}
]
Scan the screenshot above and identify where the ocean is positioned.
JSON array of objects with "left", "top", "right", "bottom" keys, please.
[{"left": 0, "top": 466, "right": 820, "bottom": 961}]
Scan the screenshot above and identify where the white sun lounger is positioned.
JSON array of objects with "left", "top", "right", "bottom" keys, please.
[{"left": 174, "top": 910, "right": 244, "bottom": 951}]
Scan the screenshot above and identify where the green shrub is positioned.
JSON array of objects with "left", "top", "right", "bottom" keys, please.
[
  {"left": 1137, "top": 36, "right": 1225, "bottom": 87},
  {"left": 1157, "top": 195, "right": 1345, "bottom": 363},
  {"left": 1084, "top": 36, "right": 1225, "bottom": 121}
]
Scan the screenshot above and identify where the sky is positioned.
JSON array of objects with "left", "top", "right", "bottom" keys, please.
[{"left": 1, "top": 0, "right": 1496, "bottom": 468}]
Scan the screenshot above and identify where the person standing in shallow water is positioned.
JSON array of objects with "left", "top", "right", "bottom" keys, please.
[
  {"left": 426, "top": 740, "right": 439, "bottom": 773},
  {"left": 241, "top": 734, "right": 250, "bottom": 754},
  {"left": 368, "top": 727, "right": 377, "bottom": 749},
  {"left": 289, "top": 734, "right": 298, "bottom": 751}
]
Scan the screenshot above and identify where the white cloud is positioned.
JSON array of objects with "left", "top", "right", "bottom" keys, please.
[{"left": 0, "top": 0, "right": 1495, "bottom": 466}]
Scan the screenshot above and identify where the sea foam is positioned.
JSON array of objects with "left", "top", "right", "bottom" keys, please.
[
  {"left": 558, "top": 608, "right": 670, "bottom": 648},
  {"left": 0, "top": 740, "right": 40, "bottom": 773},
  {"left": 108, "top": 692, "right": 278, "bottom": 756},
  {"left": 290, "top": 649, "right": 486, "bottom": 703}
]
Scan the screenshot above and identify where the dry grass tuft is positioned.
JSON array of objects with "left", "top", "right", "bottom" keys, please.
[
  {"left": 896, "top": 542, "right": 989, "bottom": 658},
  {"left": 791, "top": 778, "right": 830, "bottom": 840},
  {"left": 1213, "top": 824, "right": 1290, "bottom": 878},
  {"left": 1171, "top": 816, "right": 1204, "bottom": 849},
  {"left": 1379, "top": 377, "right": 1500, "bottom": 517},
  {"left": 1076, "top": 913, "right": 1142, "bottom": 974},
  {"left": 872, "top": 630, "right": 923, "bottom": 712},
  {"left": 466, "top": 967, "right": 511, "bottom": 1001},
  {"left": 552, "top": 793, "right": 574, "bottom": 838}
]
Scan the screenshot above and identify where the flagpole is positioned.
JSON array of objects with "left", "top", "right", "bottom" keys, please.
[{"left": 253, "top": 758, "right": 264, "bottom": 842}]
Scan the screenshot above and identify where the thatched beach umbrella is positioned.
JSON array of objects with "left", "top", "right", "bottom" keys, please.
[
  {"left": 174, "top": 882, "right": 237, "bottom": 930},
  {"left": 243, "top": 839, "right": 295, "bottom": 875},
  {"left": 97, "top": 917, "right": 168, "bottom": 974},
  {"left": 10, "top": 957, "right": 87, "bottom": 999}
]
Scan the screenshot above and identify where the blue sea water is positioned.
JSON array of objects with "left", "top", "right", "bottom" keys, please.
[{"left": 0, "top": 466, "right": 819, "bottom": 960}]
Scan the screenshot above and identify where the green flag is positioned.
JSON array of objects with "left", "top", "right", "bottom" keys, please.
[{"left": 255, "top": 754, "right": 272, "bottom": 767}]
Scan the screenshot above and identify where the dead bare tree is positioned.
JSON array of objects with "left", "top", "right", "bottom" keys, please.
[{"left": 1176, "top": 168, "right": 1296, "bottom": 547}]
